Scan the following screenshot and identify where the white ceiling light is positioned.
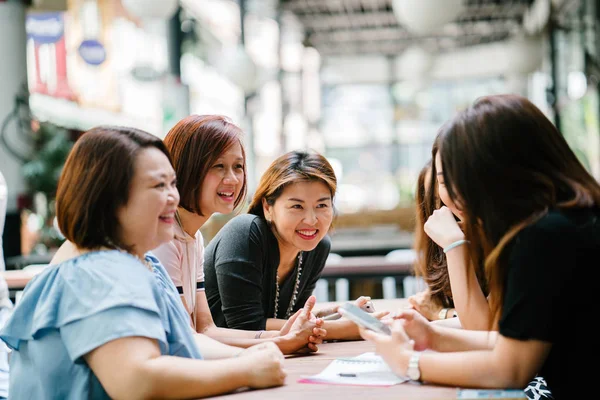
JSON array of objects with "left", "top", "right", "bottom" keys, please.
[
  {"left": 122, "top": 0, "right": 179, "bottom": 20},
  {"left": 392, "top": 0, "right": 466, "bottom": 35},
  {"left": 506, "top": 35, "right": 544, "bottom": 74},
  {"left": 396, "top": 45, "right": 433, "bottom": 80}
]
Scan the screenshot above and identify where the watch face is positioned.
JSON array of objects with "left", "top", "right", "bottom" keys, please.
[
  {"left": 407, "top": 366, "right": 420, "bottom": 381},
  {"left": 408, "top": 354, "right": 421, "bottom": 381}
]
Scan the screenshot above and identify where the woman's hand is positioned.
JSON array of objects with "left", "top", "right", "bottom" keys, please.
[
  {"left": 239, "top": 342, "right": 287, "bottom": 388},
  {"left": 315, "top": 296, "right": 375, "bottom": 319},
  {"left": 424, "top": 206, "right": 465, "bottom": 249},
  {"left": 408, "top": 288, "right": 443, "bottom": 321},
  {"left": 385, "top": 309, "right": 435, "bottom": 351},
  {"left": 278, "top": 296, "right": 326, "bottom": 353},
  {"left": 358, "top": 319, "right": 414, "bottom": 377}
]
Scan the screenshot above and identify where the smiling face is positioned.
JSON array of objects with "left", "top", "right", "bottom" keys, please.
[
  {"left": 199, "top": 141, "right": 245, "bottom": 216},
  {"left": 115, "top": 147, "right": 179, "bottom": 258},
  {"left": 263, "top": 180, "right": 334, "bottom": 256},
  {"left": 435, "top": 152, "right": 463, "bottom": 220}
]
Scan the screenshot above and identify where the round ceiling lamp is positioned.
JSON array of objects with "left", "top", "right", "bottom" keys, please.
[
  {"left": 122, "top": 0, "right": 179, "bottom": 20},
  {"left": 506, "top": 35, "right": 544, "bottom": 75},
  {"left": 396, "top": 45, "right": 433, "bottom": 80},
  {"left": 392, "top": 0, "right": 466, "bottom": 35}
]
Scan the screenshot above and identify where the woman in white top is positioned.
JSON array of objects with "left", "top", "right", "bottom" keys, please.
[{"left": 153, "top": 115, "right": 325, "bottom": 354}]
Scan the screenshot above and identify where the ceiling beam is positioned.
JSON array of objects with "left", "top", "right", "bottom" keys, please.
[{"left": 307, "top": 19, "right": 520, "bottom": 43}]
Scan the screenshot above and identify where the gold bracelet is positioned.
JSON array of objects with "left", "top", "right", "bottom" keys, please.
[{"left": 438, "top": 308, "right": 449, "bottom": 320}]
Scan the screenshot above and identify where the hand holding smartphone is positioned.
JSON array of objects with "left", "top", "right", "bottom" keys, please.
[{"left": 338, "top": 303, "right": 392, "bottom": 335}]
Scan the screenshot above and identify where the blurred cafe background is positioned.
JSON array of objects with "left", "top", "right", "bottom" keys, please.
[{"left": 1, "top": 0, "right": 600, "bottom": 301}]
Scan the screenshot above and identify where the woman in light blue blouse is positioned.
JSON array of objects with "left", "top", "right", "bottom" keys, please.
[{"left": 0, "top": 126, "right": 286, "bottom": 399}]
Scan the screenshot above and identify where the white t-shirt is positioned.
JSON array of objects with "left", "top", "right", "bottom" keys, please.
[{"left": 152, "top": 222, "right": 205, "bottom": 328}]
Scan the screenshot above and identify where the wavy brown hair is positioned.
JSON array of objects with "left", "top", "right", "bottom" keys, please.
[
  {"left": 414, "top": 137, "right": 488, "bottom": 309},
  {"left": 438, "top": 94, "right": 600, "bottom": 327},
  {"left": 247, "top": 150, "right": 337, "bottom": 226},
  {"left": 164, "top": 115, "right": 247, "bottom": 216},
  {"left": 413, "top": 159, "right": 453, "bottom": 308}
]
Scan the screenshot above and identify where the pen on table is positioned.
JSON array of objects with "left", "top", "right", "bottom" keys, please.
[{"left": 338, "top": 373, "right": 357, "bottom": 377}]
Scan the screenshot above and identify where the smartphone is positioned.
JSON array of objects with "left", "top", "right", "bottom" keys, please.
[{"left": 338, "top": 303, "right": 392, "bottom": 336}]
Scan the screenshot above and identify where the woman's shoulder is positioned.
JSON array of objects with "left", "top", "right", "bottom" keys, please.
[
  {"left": 222, "top": 213, "right": 264, "bottom": 231},
  {"left": 0, "top": 250, "right": 161, "bottom": 350},
  {"left": 36, "top": 250, "right": 157, "bottom": 299},
  {"left": 514, "top": 208, "right": 600, "bottom": 253},
  {"left": 522, "top": 208, "right": 598, "bottom": 236},
  {"left": 215, "top": 214, "right": 269, "bottom": 241}
]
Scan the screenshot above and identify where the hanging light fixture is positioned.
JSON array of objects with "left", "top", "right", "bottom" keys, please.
[{"left": 392, "top": 0, "right": 465, "bottom": 35}]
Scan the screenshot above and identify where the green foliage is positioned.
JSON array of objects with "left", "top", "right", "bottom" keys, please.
[{"left": 22, "top": 123, "right": 73, "bottom": 196}]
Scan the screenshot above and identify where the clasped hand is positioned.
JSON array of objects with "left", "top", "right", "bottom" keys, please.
[
  {"left": 279, "top": 295, "right": 326, "bottom": 353},
  {"left": 424, "top": 206, "right": 465, "bottom": 249}
]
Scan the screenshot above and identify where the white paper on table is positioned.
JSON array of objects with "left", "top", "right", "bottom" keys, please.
[{"left": 298, "top": 352, "right": 407, "bottom": 387}]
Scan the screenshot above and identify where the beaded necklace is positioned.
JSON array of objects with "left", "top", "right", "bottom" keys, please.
[{"left": 274, "top": 251, "right": 303, "bottom": 319}]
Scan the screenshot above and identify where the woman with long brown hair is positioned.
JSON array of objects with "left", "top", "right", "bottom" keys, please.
[
  {"left": 355, "top": 94, "right": 599, "bottom": 400},
  {"left": 410, "top": 146, "right": 552, "bottom": 400},
  {"left": 204, "top": 149, "right": 380, "bottom": 340},
  {"left": 410, "top": 140, "right": 489, "bottom": 329}
]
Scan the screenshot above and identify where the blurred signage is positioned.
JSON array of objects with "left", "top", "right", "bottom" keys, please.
[
  {"left": 25, "top": 0, "right": 166, "bottom": 135},
  {"left": 77, "top": 39, "right": 106, "bottom": 66},
  {"left": 25, "top": 12, "right": 74, "bottom": 100}
]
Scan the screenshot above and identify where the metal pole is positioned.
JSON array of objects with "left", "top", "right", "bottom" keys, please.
[{"left": 549, "top": 16, "right": 562, "bottom": 131}]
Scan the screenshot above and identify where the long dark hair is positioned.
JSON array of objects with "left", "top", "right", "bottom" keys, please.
[
  {"left": 438, "top": 94, "right": 600, "bottom": 326},
  {"left": 413, "top": 159, "right": 453, "bottom": 308},
  {"left": 414, "top": 137, "right": 488, "bottom": 309}
]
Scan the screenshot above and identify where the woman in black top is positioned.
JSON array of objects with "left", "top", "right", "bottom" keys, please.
[
  {"left": 205, "top": 150, "right": 374, "bottom": 340},
  {"left": 356, "top": 94, "right": 599, "bottom": 400}
]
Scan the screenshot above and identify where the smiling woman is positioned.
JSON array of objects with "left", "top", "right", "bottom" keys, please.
[
  {"left": 151, "top": 116, "right": 324, "bottom": 355},
  {"left": 0, "top": 126, "right": 287, "bottom": 399},
  {"left": 204, "top": 150, "right": 369, "bottom": 341}
]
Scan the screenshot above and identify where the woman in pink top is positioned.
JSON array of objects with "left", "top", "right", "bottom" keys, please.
[{"left": 152, "top": 115, "right": 325, "bottom": 354}]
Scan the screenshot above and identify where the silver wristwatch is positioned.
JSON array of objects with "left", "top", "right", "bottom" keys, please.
[{"left": 407, "top": 353, "right": 421, "bottom": 381}]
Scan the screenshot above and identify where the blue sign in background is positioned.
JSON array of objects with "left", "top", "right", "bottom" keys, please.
[
  {"left": 78, "top": 40, "right": 107, "bottom": 66},
  {"left": 26, "top": 13, "right": 64, "bottom": 44}
]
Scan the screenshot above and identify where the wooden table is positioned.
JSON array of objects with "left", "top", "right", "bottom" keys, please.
[
  {"left": 1, "top": 269, "right": 41, "bottom": 289},
  {"left": 217, "top": 299, "right": 523, "bottom": 400},
  {"left": 217, "top": 340, "right": 458, "bottom": 400}
]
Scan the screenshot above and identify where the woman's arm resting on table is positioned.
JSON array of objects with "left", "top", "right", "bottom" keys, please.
[
  {"left": 390, "top": 309, "right": 496, "bottom": 352},
  {"left": 201, "top": 294, "right": 325, "bottom": 354},
  {"left": 193, "top": 333, "right": 243, "bottom": 359},
  {"left": 418, "top": 334, "right": 550, "bottom": 389},
  {"left": 362, "top": 317, "right": 550, "bottom": 390},
  {"left": 85, "top": 336, "right": 286, "bottom": 400}
]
